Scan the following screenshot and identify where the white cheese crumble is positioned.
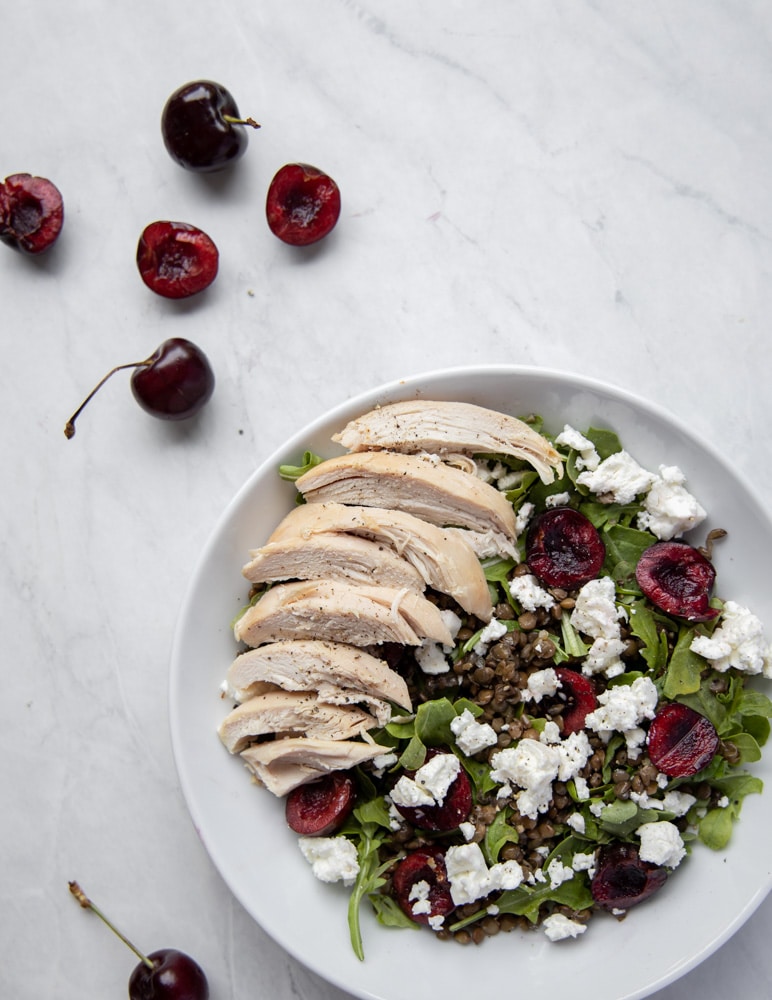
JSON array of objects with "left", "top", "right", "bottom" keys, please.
[
  {"left": 543, "top": 912, "right": 588, "bottom": 942},
  {"left": 489, "top": 731, "right": 591, "bottom": 819},
  {"left": 415, "top": 639, "right": 451, "bottom": 675},
  {"left": 546, "top": 491, "right": 572, "bottom": 508},
  {"left": 690, "top": 601, "right": 772, "bottom": 677},
  {"left": 576, "top": 450, "right": 656, "bottom": 505},
  {"left": 521, "top": 667, "right": 560, "bottom": 703},
  {"left": 444, "top": 843, "right": 523, "bottom": 904},
  {"left": 473, "top": 616, "right": 509, "bottom": 655},
  {"left": 546, "top": 858, "right": 574, "bottom": 888},
  {"left": 636, "top": 820, "right": 686, "bottom": 868},
  {"left": 662, "top": 790, "right": 697, "bottom": 817},
  {"left": 508, "top": 574, "right": 556, "bottom": 612},
  {"left": 555, "top": 425, "right": 600, "bottom": 471},
  {"left": 390, "top": 752, "right": 461, "bottom": 809},
  {"left": 571, "top": 577, "right": 628, "bottom": 678},
  {"left": 450, "top": 708, "right": 498, "bottom": 755},
  {"left": 567, "top": 812, "right": 586, "bottom": 835},
  {"left": 515, "top": 501, "right": 535, "bottom": 535},
  {"left": 584, "top": 676, "right": 658, "bottom": 746},
  {"left": 409, "top": 879, "right": 432, "bottom": 916},
  {"left": 637, "top": 465, "right": 707, "bottom": 540},
  {"left": 298, "top": 836, "right": 359, "bottom": 885},
  {"left": 458, "top": 821, "right": 476, "bottom": 842}
]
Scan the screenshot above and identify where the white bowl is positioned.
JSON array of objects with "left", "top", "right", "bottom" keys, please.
[{"left": 169, "top": 365, "right": 772, "bottom": 1000}]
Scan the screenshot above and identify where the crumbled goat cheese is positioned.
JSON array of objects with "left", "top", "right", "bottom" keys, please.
[
  {"left": 509, "top": 574, "right": 556, "bottom": 612},
  {"left": 583, "top": 636, "right": 628, "bottom": 678},
  {"left": 415, "top": 639, "right": 451, "bottom": 675},
  {"left": 440, "top": 608, "right": 463, "bottom": 639},
  {"left": 515, "top": 501, "right": 535, "bottom": 534},
  {"left": 459, "top": 821, "right": 476, "bottom": 842},
  {"left": 474, "top": 616, "right": 509, "bottom": 655},
  {"left": 573, "top": 775, "right": 590, "bottom": 801},
  {"left": 589, "top": 799, "right": 605, "bottom": 817},
  {"left": 690, "top": 601, "right": 772, "bottom": 677},
  {"left": 636, "top": 821, "right": 686, "bottom": 868},
  {"left": 555, "top": 425, "right": 600, "bottom": 471},
  {"left": 543, "top": 912, "right": 588, "bottom": 942},
  {"left": 571, "top": 851, "right": 596, "bottom": 873},
  {"left": 445, "top": 843, "right": 523, "bottom": 904},
  {"left": 717, "top": 795, "right": 730, "bottom": 808},
  {"left": 428, "top": 914, "right": 445, "bottom": 931},
  {"left": 540, "top": 720, "right": 562, "bottom": 744},
  {"left": 298, "top": 836, "right": 360, "bottom": 885},
  {"left": 546, "top": 858, "right": 574, "bottom": 888},
  {"left": 637, "top": 465, "right": 707, "bottom": 540},
  {"left": 576, "top": 450, "right": 656, "bottom": 505},
  {"left": 450, "top": 708, "right": 498, "bottom": 755},
  {"left": 390, "top": 752, "right": 461, "bottom": 809},
  {"left": 409, "top": 879, "right": 432, "bottom": 916},
  {"left": 571, "top": 577, "right": 627, "bottom": 640},
  {"left": 662, "top": 790, "right": 697, "bottom": 817},
  {"left": 490, "top": 731, "right": 591, "bottom": 819},
  {"left": 567, "top": 812, "right": 586, "bottom": 835},
  {"left": 372, "top": 752, "right": 399, "bottom": 776},
  {"left": 546, "top": 491, "right": 572, "bottom": 508},
  {"left": 585, "top": 676, "right": 658, "bottom": 744},
  {"left": 521, "top": 667, "right": 560, "bottom": 703},
  {"left": 556, "top": 731, "right": 593, "bottom": 782}
]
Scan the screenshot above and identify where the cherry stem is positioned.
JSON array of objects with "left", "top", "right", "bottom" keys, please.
[
  {"left": 64, "top": 360, "right": 150, "bottom": 439},
  {"left": 68, "top": 881, "right": 154, "bottom": 970},
  {"left": 223, "top": 114, "right": 261, "bottom": 129}
]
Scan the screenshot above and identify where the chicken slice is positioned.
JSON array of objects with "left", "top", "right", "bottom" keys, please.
[
  {"left": 240, "top": 737, "right": 387, "bottom": 796},
  {"left": 218, "top": 690, "right": 377, "bottom": 754},
  {"left": 332, "top": 399, "right": 562, "bottom": 484},
  {"left": 242, "top": 531, "right": 425, "bottom": 592},
  {"left": 224, "top": 639, "right": 411, "bottom": 717},
  {"left": 234, "top": 579, "right": 454, "bottom": 649},
  {"left": 295, "top": 452, "right": 517, "bottom": 540},
  {"left": 268, "top": 502, "right": 492, "bottom": 621}
]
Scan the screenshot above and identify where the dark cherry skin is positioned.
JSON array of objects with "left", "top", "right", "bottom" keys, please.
[
  {"left": 64, "top": 338, "right": 215, "bottom": 438},
  {"left": 526, "top": 507, "right": 606, "bottom": 588},
  {"left": 647, "top": 702, "right": 720, "bottom": 777},
  {"left": 137, "top": 221, "right": 219, "bottom": 299},
  {"left": 591, "top": 842, "right": 668, "bottom": 910},
  {"left": 392, "top": 848, "right": 455, "bottom": 926},
  {"left": 635, "top": 541, "right": 719, "bottom": 622},
  {"left": 285, "top": 772, "right": 356, "bottom": 836},
  {"left": 393, "top": 748, "right": 472, "bottom": 832},
  {"left": 266, "top": 163, "right": 341, "bottom": 246},
  {"left": 0, "top": 173, "right": 63, "bottom": 254},
  {"left": 553, "top": 666, "right": 598, "bottom": 734},
  {"left": 161, "top": 80, "right": 259, "bottom": 172},
  {"left": 128, "top": 949, "right": 209, "bottom": 1000}
]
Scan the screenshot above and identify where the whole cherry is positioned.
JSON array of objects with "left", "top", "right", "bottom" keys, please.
[
  {"left": 266, "top": 163, "right": 341, "bottom": 246},
  {"left": 64, "top": 338, "right": 215, "bottom": 438},
  {"left": 68, "top": 881, "right": 209, "bottom": 1000},
  {"left": 0, "top": 173, "right": 64, "bottom": 254},
  {"left": 161, "top": 80, "right": 260, "bottom": 172},
  {"left": 137, "top": 221, "right": 219, "bottom": 299}
]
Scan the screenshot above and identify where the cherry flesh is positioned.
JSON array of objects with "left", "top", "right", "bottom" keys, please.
[
  {"left": 647, "top": 702, "right": 719, "bottom": 777},
  {"left": 266, "top": 163, "right": 341, "bottom": 246},
  {"left": 285, "top": 772, "right": 356, "bottom": 836},
  {"left": 526, "top": 507, "right": 606, "bottom": 588},
  {"left": 590, "top": 842, "right": 668, "bottom": 910},
  {"left": 635, "top": 540, "right": 719, "bottom": 622},
  {"left": 161, "top": 80, "right": 259, "bottom": 172},
  {"left": 64, "top": 338, "right": 215, "bottom": 438},
  {"left": 393, "top": 749, "right": 472, "bottom": 832},
  {"left": 0, "top": 173, "right": 63, "bottom": 254},
  {"left": 553, "top": 666, "right": 598, "bottom": 734},
  {"left": 392, "top": 848, "right": 455, "bottom": 926},
  {"left": 137, "top": 221, "right": 219, "bottom": 299}
]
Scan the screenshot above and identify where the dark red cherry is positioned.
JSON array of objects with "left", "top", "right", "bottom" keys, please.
[
  {"left": 129, "top": 949, "right": 209, "bottom": 1000},
  {"left": 137, "top": 221, "right": 219, "bottom": 299},
  {"left": 647, "top": 702, "right": 719, "bottom": 777},
  {"left": 285, "top": 772, "right": 356, "bottom": 836},
  {"left": 526, "top": 507, "right": 606, "bottom": 588},
  {"left": 64, "top": 338, "right": 215, "bottom": 438},
  {"left": 591, "top": 842, "right": 668, "bottom": 910},
  {"left": 266, "top": 163, "right": 341, "bottom": 246},
  {"left": 635, "top": 541, "right": 719, "bottom": 622},
  {"left": 0, "top": 173, "right": 63, "bottom": 254},
  {"left": 393, "top": 749, "right": 472, "bottom": 832},
  {"left": 553, "top": 667, "right": 598, "bottom": 734},
  {"left": 161, "top": 80, "right": 259, "bottom": 172},
  {"left": 392, "top": 848, "right": 455, "bottom": 926}
]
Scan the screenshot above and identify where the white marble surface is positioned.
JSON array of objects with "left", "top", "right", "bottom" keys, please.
[{"left": 2, "top": 1, "right": 772, "bottom": 997}]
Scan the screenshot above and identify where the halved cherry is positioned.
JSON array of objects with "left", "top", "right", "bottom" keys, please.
[
  {"left": 591, "top": 842, "right": 668, "bottom": 910},
  {"left": 635, "top": 540, "right": 718, "bottom": 622},
  {"left": 266, "top": 163, "right": 341, "bottom": 246},
  {"left": 394, "top": 749, "right": 472, "bottom": 832},
  {"left": 526, "top": 507, "right": 605, "bottom": 588},
  {"left": 553, "top": 667, "right": 598, "bottom": 734},
  {"left": 136, "top": 220, "right": 219, "bottom": 299},
  {"left": 647, "top": 702, "right": 719, "bottom": 778},
  {"left": 285, "top": 772, "right": 356, "bottom": 836},
  {"left": 392, "top": 847, "right": 455, "bottom": 926},
  {"left": 0, "top": 173, "right": 64, "bottom": 254}
]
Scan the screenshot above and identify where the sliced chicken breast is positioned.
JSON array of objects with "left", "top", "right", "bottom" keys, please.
[
  {"left": 268, "top": 502, "right": 492, "bottom": 620},
  {"left": 295, "top": 451, "right": 517, "bottom": 540},
  {"left": 240, "top": 737, "right": 387, "bottom": 796},
  {"left": 242, "top": 531, "right": 425, "bottom": 592},
  {"left": 332, "top": 399, "right": 562, "bottom": 484},
  {"left": 218, "top": 690, "right": 377, "bottom": 754},
  {"left": 234, "top": 579, "right": 454, "bottom": 649}
]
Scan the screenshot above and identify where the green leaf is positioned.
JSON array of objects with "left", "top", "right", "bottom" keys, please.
[
  {"left": 353, "top": 797, "right": 394, "bottom": 831},
  {"left": 398, "top": 734, "right": 427, "bottom": 771},
  {"left": 627, "top": 601, "right": 670, "bottom": 673},
  {"left": 599, "top": 525, "right": 654, "bottom": 591},
  {"left": 496, "top": 877, "right": 594, "bottom": 924},
  {"left": 698, "top": 807, "right": 735, "bottom": 850},
  {"left": 369, "top": 893, "right": 420, "bottom": 930},
  {"left": 663, "top": 627, "right": 704, "bottom": 698},
  {"left": 483, "top": 808, "right": 520, "bottom": 865},
  {"left": 278, "top": 450, "right": 323, "bottom": 481},
  {"left": 347, "top": 823, "right": 387, "bottom": 961},
  {"left": 585, "top": 426, "right": 623, "bottom": 460},
  {"left": 597, "top": 799, "right": 662, "bottom": 838},
  {"left": 414, "top": 698, "right": 460, "bottom": 745}
]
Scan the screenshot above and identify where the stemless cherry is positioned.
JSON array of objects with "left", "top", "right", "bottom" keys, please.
[
  {"left": 161, "top": 80, "right": 260, "bottom": 172},
  {"left": 137, "top": 221, "right": 219, "bottom": 299},
  {"left": 392, "top": 848, "right": 455, "bottom": 926},
  {"left": 635, "top": 541, "right": 719, "bottom": 622},
  {"left": 0, "top": 173, "right": 64, "bottom": 254},
  {"left": 393, "top": 749, "right": 472, "bottom": 832},
  {"left": 266, "top": 163, "right": 341, "bottom": 246},
  {"left": 64, "top": 338, "right": 215, "bottom": 438},
  {"left": 285, "top": 772, "right": 356, "bottom": 836},
  {"left": 553, "top": 666, "right": 598, "bottom": 734},
  {"left": 647, "top": 702, "right": 720, "bottom": 777},
  {"left": 590, "top": 843, "right": 668, "bottom": 910},
  {"left": 526, "top": 507, "right": 606, "bottom": 588},
  {"left": 68, "top": 881, "right": 209, "bottom": 1000}
]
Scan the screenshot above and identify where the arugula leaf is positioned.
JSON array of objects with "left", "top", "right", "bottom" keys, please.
[
  {"left": 346, "top": 819, "right": 388, "bottom": 961},
  {"left": 627, "top": 600, "right": 670, "bottom": 673},
  {"left": 278, "top": 450, "right": 323, "bottom": 481},
  {"left": 663, "top": 626, "right": 705, "bottom": 698},
  {"left": 483, "top": 807, "right": 520, "bottom": 865},
  {"left": 597, "top": 799, "right": 663, "bottom": 838},
  {"left": 496, "top": 876, "right": 594, "bottom": 924},
  {"left": 369, "top": 892, "right": 419, "bottom": 930},
  {"left": 599, "top": 525, "right": 654, "bottom": 592}
]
